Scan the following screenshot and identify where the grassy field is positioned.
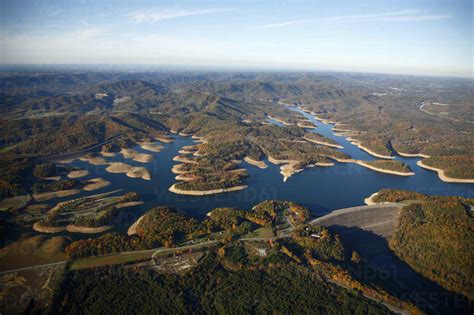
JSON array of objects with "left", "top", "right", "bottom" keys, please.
[
  {"left": 0, "top": 194, "right": 31, "bottom": 211},
  {"left": 244, "top": 226, "right": 275, "bottom": 238},
  {"left": 69, "top": 250, "right": 155, "bottom": 270},
  {"left": 0, "top": 235, "right": 69, "bottom": 271}
]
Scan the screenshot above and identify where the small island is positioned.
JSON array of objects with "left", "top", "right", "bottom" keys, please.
[
  {"left": 303, "top": 133, "right": 343, "bottom": 149},
  {"left": 32, "top": 191, "right": 142, "bottom": 234}
]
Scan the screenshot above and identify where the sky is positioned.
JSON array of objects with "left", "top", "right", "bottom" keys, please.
[{"left": 0, "top": 0, "right": 472, "bottom": 77}]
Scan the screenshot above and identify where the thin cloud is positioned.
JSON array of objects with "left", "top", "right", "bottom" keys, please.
[
  {"left": 257, "top": 20, "right": 309, "bottom": 29},
  {"left": 326, "top": 10, "right": 451, "bottom": 23},
  {"left": 258, "top": 10, "right": 451, "bottom": 29},
  {"left": 128, "top": 7, "right": 234, "bottom": 23}
]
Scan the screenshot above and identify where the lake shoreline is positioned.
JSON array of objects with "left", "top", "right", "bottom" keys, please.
[
  {"left": 417, "top": 160, "right": 474, "bottom": 183},
  {"left": 330, "top": 157, "right": 415, "bottom": 176},
  {"left": 346, "top": 137, "right": 395, "bottom": 159},
  {"left": 396, "top": 151, "right": 430, "bottom": 158},
  {"left": 32, "top": 222, "right": 112, "bottom": 234},
  {"left": 105, "top": 162, "right": 151, "bottom": 180},
  {"left": 244, "top": 156, "right": 268, "bottom": 169},
  {"left": 303, "top": 135, "right": 343, "bottom": 149},
  {"left": 169, "top": 183, "right": 247, "bottom": 195}
]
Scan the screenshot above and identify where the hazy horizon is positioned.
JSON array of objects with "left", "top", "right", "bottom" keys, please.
[{"left": 1, "top": 0, "right": 472, "bottom": 77}]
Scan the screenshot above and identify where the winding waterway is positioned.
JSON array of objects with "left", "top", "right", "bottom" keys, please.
[{"left": 58, "top": 106, "right": 473, "bottom": 231}]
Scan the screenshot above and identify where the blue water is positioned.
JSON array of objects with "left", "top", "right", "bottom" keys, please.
[{"left": 54, "top": 108, "right": 473, "bottom": 230}]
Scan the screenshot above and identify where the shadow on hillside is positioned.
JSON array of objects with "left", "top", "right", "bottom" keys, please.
[{"left": 328, "top": 225, "right": 473, "bottom": 314}]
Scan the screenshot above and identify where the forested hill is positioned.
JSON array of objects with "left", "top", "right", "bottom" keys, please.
[
  {"left": 1, "top": 71, "right": 473, "bottom": 199},
  {"left": 373, "top": 189, "right": 474, "bottom": 301}
]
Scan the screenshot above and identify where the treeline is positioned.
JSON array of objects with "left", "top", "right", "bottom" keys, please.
[
  {"left": 389, "top": 199, "right": 474, "bottom": 301},
  {"left": 32, "top": 179, "right": 79, "bottom": 193},
  {"left": 303, "top": 132, "right": 339, "bottom": 145},
  {"left": 65, "top": 233, "right": 146, "bottom": 258},
  {"left": 423, "top": 155, "right": 474, "bottom": 179},
  {"left": 372, "top": 189, "right": 474, "bottom": 205},
  {"left": 72, "top": 206, "right": 119, "bottom": 227},
  {"left": 291, "top": 225, "right": 345, "bottom": 262}
]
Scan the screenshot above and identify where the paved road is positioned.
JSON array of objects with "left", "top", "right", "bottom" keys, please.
[
  {"left": 38, "top": 135, "right": 122, "bottom": 161},
  {"left": 2, "top": 204, "right": 399, "bottom": 275},
  {"left": 151, "top": 240, "right": 219, "bottom": 260}
]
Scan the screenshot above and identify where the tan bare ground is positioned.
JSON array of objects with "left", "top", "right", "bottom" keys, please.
[
  {"left": 267, "top": 155, "right": 310, "bottom": 182},
  {"left": 179, "top": 149, "right": 195, "bottom": 154},
  {"left": 82, "top": 178, "right": 111, "bottom": 191},
  {"left": 312, "top": 114, "right": 337, "bottom": 125},
  {"left": 179, "top": 131, "right": 192, "bottom": 137},
  {"left": 120, "top": 148, "right": 153, "bottom": 163},
  {"left": 115, "top": 201, "right": 144, "bottom": 209},
  {"left": 169, "top": 184, "right": 247, "bottom": 195},
  {"left": 101, "top": 151, "right": 116, "bottom": 157},
  {"left": 79, "top": 156, "right": 108, "bottom": 165},
  {"left": 175, "top": 174, "right": 199, "bottom": 181},
  {"left": 192, "top": 135, "right": 208, "bottom": 143},
  {"left": 193, "top": 151, "right": 207, "bottom": 157},
  {"left": 182, "top": 145, "right": 197, "bottom": 151},
  {"left": 105, "top": 162, "right": 132, "bottom": 173},
  {"left": 128, "top": 214, "right": 146, "bottom": 235},
  {"left": 32, "top": 222, "right": 66, "bottom": 233},
  {"left": 66, "top": 224, "right": 112, "bottom": 234},
  {"left": 346, "top": 137, "right": 394, "bottom": 159},
  {"left": 155, "top": 136, "right": 173, "bottom": 143},
  {"left": 58, "top": 157, "right": 77, "bottom": 164},
  {"left": 314, "top": 162, "right": 334, "bottom": 167},
  {"left": 140, "top": 142, "right": 163, "bottom": 153},
  {"left": 267, "top": 115, "right": 295, "bottom": 126},
  {"left": 105, "top": 162, "right": 150, "bottom": 180},
  {"left": 330, "top": 158, "right": 415, "bottom": 176},
  {"left": 67, "top": 169, "right": 89, "bottom": 179},
  {"left": 417, "top": 160, "right": 474, "bottom": 183},
  {"left": 303, "top": 135, "right": 343, "bottom": 149},
  {"left": 173, "top": 155, "right": 198, "bottom": 164},
  {"left": 0, "top": 194, "right": 31, "bottom": 210},
  {"left": 280, "top": 162, "right": 304, "bottom": 182},
  {"left": 126, "top": 167, "right": 151, "bottom": 180},
  {"left": 395, "top": 151, "right": 430, "bottom": 158},
  {"left": 33, "top": 189, "right": 81, "bottom": 202},
  {"left": 172, "top": 164, "right": 190, "bottom": 174},
  {"left": 244, "top": 157, "right": 268, "bottom": 169},
  {"left": 40, "top": 176, "right": 61, "bottom": 181},
  {"left": 297, "top": 120, "right": 317, "bottom": 128}
]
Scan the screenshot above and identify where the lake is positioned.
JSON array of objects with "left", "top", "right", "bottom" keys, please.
[{"left": 61, "top": 107, "right": 473, "bottom": 230}]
